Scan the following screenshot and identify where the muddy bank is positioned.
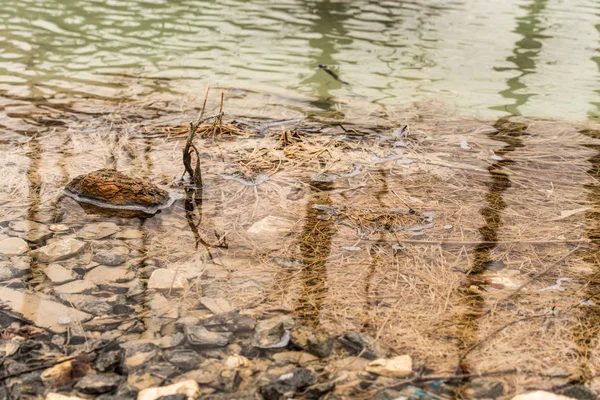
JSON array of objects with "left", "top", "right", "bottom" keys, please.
[{"left": 1, "top": 90, "right": 600, "bottom": 399}]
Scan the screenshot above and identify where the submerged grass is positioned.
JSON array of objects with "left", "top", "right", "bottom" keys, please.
[{"left": 2, "top": 90, "right": 600, "bottom": 395}]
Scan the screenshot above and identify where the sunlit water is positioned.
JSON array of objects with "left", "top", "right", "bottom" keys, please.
[{"left": 1, "top": 0, "right": 600, "bottom": 120}]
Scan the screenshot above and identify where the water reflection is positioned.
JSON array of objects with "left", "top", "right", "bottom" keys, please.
[
  {"left": 490, "top": 0, "right": 549, "bottom": 116},
  {"left": 295, "top": 180, "right": 333, "bottom": 326},
  {"left": 456, "top": 118, "right": 527, "bottom": 375},
  {"left": 301, "top": 0, "right": 350, "bottom": 110}
]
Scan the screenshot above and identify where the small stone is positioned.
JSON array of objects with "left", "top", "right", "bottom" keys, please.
[
  {"left": 159, "top": 332, "right": 186, "bottom": 349},
  {"left": 166, "top": 349, "right": 203, "bottom": 370},
  {"left": 259, "top": 367, "right": 316, "bottom": 400},
  {"left": 85, "top": 265, "right": 134, "bottom": 285},
  {"left": 77, "top": 222, "right": 121, "bottom": 240},
  {"left": 558, "top": 385, "right": 596, "bottom": 400},
  {"left": 96, "top": 347, "right": 124, "bottom": 372},
  {"left": 0, "top": 237, "right": 28, "bottom": 256},
  {"left": 304, "top": 382, "right": 336, "bottom": 400},
  {"left": 137, "top": 380, "right": 200, "bottom": 400},
  {"left": 124, "top": 343, "right": 161, "bottom": 370},
  {"left": 148, "top": 269, "right": 188, "bottom": 290},
  {"left": 218, "top": 368, "right": 241, "bottom": 392},
  {"left": 290, "top": 326, "right": 334, "bottom": 358},
  {"left": 93, "top": 247, "right": 129, "bottom": 266},
  {"left": 0, "top": 287, "right": 91, "bottom": 333},
  {"left": 185, "top": 325, "right": 232, "bottom": 348},
  {"left": 224, "top": 355, "right": 251, "bottom": 369},
  {"left": 464, "top": 379, "right": 504, "bottom": 398},
  {"left": 254, "top": 319, "right": 290, "bottom": 349},
  {"left": 272, "top": 351, "right": 318, "bottom": 365},
  {"left": 74, "top": 373, "right": 120, "bottom": 394},
  {"left": 30, "top": 238, "right": 86, "bottom": 262},
  {"left": 10, "top": 220, "right": 53, "bottom": 242},
  {"left": 57, "top": 316, "right": 72, "bottom": 325},
  {"left": 44, "top": 263, "right": 77, "bottom": 284},
  {"left": 0, "top": 265, "right": 15, "bottom": 281},
  {"left": 339, "top": 331, "right": 388, "bottom": 360},
  {"left": 199, "top": 297, "right": 233, "bottom": 315},
  {"left": 79, "top": 300, "right": 113, "bottom": 315},
  {"left": 49, "top": 224, "right": 71, "bottom": 233},
  {"left": 115, "top": 229, "right": 144, "bottom": 240},
  {"left": 150, "top": 293, "right": 179, "bottom": 319},
  {"left": 366, "top": 355, "right": 412, "bottom": 377},
  {"left": 54, "top": 280, "right": 96, "bottom": 294},
  {"left": 511, "top": 391, "right": 573, "bottom": 400},
  {"left": 203, "top": 311, "right": 256, "bottom": 333}
]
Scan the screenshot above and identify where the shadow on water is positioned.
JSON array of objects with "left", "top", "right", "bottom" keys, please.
[{"left": 295, "top": 180, "right": 334, "bottom": 327}]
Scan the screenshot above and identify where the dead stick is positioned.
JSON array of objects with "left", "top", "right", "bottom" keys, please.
[{"left": 386, "top": 368, "right": 517, "bottom": 391}]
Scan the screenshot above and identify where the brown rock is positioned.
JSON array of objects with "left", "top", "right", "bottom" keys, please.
[{"left": 63, "top": 169, "right": 171, "bottom": 211}]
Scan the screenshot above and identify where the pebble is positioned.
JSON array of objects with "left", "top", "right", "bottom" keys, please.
[
  {"left": 30, "top": 238, "right": 86, "bottom": 262},
  {"left": 150, "top": 293, "right": 179, "bottom": 319},
  {"left": 199, "top": 297, "right": 233, "bottom": 315},
  {"left": 44, "top": 263, "right": 77, "bottom": 284},
  {"left": 74, "top": 373, "right": 121, "bottom": 394},
  {"left": 159, "top": 332, "right": 186, "bottom": 349},
  {"left": 92, "top": 246, "right": 129, "bottom": 266},
  {"left": 147, "top": 269, "right": 188, "bottom": 290},
  {"left": 0, "top": 265, "right": 15, "bottom": 282},
  {"left": 137, "top": 380, "right": 200, "bottom": 400},
  {"left": 290, "top": 326, "right": 334, "bottom": 358},
  {"left": 253, "top": 319, "right": 290, "bottom": 349},
  {"left": 203, "top": 311, "right": 256, "bottom": 333},
  {"left": 185, "top": 325, "right": 232, "bottom": 348},
  {"left": 259, "top": 367, "right": 316, "bottom": 400},
  {"left": 166, "top": 349, "right": 203, "bottom": 370},
  {"left": 464, "top": 379, "right": 504, "bottom": 398},
  {"left": 339, "top": 331, "right": 388, "bottom": 360},
  {"left": 9, "top": 220, "right": 53, "bottom": 242},
  {"left": 0, "top": 286, "right": 91, "bottom": 333},
  {"left": 511, "top": 391, "right": 573, "bottom": 400},
  {"left": 85, "top": 265, "right": 134, "bottom": 285},
  {"left": 366, "top": 355, "right": 413, "bottom": 377},
  {"left": 78, "top": 299, "right": 113, "bottom": 315},
  {"left": 53, "top": 279, "right": 96, "bottom": 294},
  {"left": 115, "top": 228, "right": 144, "bottom": 239},
  {"left": 0, "top": 237, "right": 29, "bottom": 256},
  {"left": 49, "top": 224, "right": 71, "bottom": 233},
  {"left": 77, "top": 222, "right": 121, "bottom": 240},
  {"left": 272, "top": 351, "right": 318, "bottom": 365}
]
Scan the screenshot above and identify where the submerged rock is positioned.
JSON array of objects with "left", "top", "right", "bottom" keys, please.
[
  {"left": 30, "top": 238, "right": 85, "bottom": 262},
  {"left": 63, "top": 169, "right": 178, "bottom": 216},
  {"left": 0, "top": 237, "right": 29, "bottom": 256}
]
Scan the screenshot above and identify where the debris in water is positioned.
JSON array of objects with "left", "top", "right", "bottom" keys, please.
[
  {"left": 538, "top": 278, "right": 572, "bottom": 292},
  {"left": 342, "top": 246, "right": 361, "bottom": 251},
  {"left": 220, "top": 173, "right": 269, "bottom": 186}
]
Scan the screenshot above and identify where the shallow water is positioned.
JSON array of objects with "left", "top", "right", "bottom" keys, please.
[
  {"left": 2, "top": 1, "right": 600, "bottom": 398},
  {"left": 2, "top": 0, "right": 600, "bottom": 120}
]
